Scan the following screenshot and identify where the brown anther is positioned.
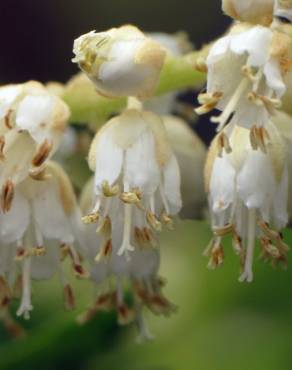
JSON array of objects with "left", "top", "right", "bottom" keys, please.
[
  {"left": 32, "top": 140, "right": 53, "bottom": 167},
  {"left": 30, "top": 246, "right": 47, "bottom": 257},
  {"left": 143, "top": 227, "right": 158, "bottom": 248},
  {"left": 257, "top": 220, "right": 280, "bottom": 240},
  {"left": 134, "top": 227, "right": 145, "bottom": 247},
  {"left": 198, "top": 91, "right": 223, "bottom": 105},
  {"left": 14, "top": 247, "right": 30, "bottom": 261},
  {"left": 73, "top": 263, "right": 90, "bottom": 279},
  {"left": 1, "top": 180, "right": 14, "bottom": 213},
  {"left": 205, "top": 239, "right": 224, "bottom": 270},
  {"left": 120, "top": 191, "right": 141, "bottom": 205},
  {"left": 117, "top": 304, "right": 135, "bottom": 326},
  {"left": 4, "top": 110, "right": 13, "bottom": 130},
  {"left": 161, "top": 212, "right": 174, "bottom": 230},
  {"left": 101, "top": 181, "right": 119, "bottom": 197},
  {"left": 146, "top": 212, "right": 162, "bottom": 232},
  {"left": 63, "top": 284, "right": 75, "bottom": 311},
  {"left": 96, "top": 216, "right": 112, "bottom": 237},
  {"left": 0, "top": 276, "right": 11, "bottom": 304},
  {"left": 148, "top": 293, "right": 178, "bottom": 317},
  {"left": 213, "top": 223, "right": 233, "bottom": 237},
  {"left": 81, "top": 212, "right": 100, "bottom": 224},
  {"left": 260, "top": 237, "right": 280, "bottom": 259},
  {"left": 95, "top": 239, "right": 112, "bottom": 262},
  {"left": 0, "top": 136, "right": 5, "bottom": 160}
]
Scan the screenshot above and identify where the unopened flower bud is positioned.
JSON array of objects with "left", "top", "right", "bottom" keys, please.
[{"left": 72, "top": 25, "right": 166, "bottom": 99}]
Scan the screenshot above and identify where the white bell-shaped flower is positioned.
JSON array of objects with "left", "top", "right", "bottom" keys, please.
[
  {"left": 72, "top": 25, "right": 166, "bottom": 99},
  {"left": 0, "top": 161, "right": 87, "bottom": 319},
  {"left": 204, "top": 121, "right": 289, "bottom": 282},
  {"left": 0, "top": 81, "right": 70, "bottom": 213},
  {"left": 196, "top": 23, "right": 291, "bottom": 149}
]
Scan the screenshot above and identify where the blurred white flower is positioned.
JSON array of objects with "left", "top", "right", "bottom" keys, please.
[
  {"left": 72, "top": 25, "right": 166, "bottom": 99},
  {"left": 274, "top": 0, "right": 292, "bottom": 21},
  {"left": 163, "top": 115, "right": 206, "bottom": 218},
  {"left": 205, "top": 122, "right": 289, "bottom": 282},
  {"left": 222, "top": 0, "right": 274, "bottom": 25},
  {"left": 0, "top": 81, "right": 69, "bottom": 213},
  {"left": 0, "top": 161, "right": 87, "bottom": 319}
]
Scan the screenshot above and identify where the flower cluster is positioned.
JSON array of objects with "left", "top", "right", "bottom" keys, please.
[{"left": 198, "top": 0, "right": 292, "bottom": 281}]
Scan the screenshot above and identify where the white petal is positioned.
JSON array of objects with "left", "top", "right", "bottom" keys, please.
[
  {"left": 130, "top": 249, "right": 159, "bottom": 280},
  {"left": 272, "top": 166, "right": 289, "bottom": 229},
  {"left": 0, "top": 190, "right": 30, "bottom": 244},
  {"left": 162, "top": 154, "right": 182, "bottom": 214},
  {"left": 210, "top": 155, "right": 236, "bottom": 213},
  {"left": 94, "top": 130, "right": 123, "bottom": 193},
  {"left": 16, "top": 94, "right": 54, "bottom": 143},
  {"left": 124, "top": 129, "right": 160, "bottom": 194},
  {"left": 0, "top": 85, "right": 22, "bottom": 120},
  {"left": 32, "top": 182, "right": 74, "bottom": 244},
  {"left": 264, "top": 58, "right": 286, "bottom": 97},
  {"left": 237, "top": 150, "right": 276, "bottom": 212}
]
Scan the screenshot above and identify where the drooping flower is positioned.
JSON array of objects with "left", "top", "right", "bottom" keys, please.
[
  {"left": 82, "top": 101, "right": 182, "bottom": 259},
  {"left": 196, "top": 22, "right": 292, "bottom": 151},
  {"left": 72, "top": 25, "right": 166, "bottom": 99},
  {"left": 0, "top": 81, "right": 69, "bottom": 212},
  {"left": 79, "top": 176, "right": 177, "bottom": 341},
  {"left": 222, "top": 0, "right": 274, "bottom": 25},
  {"left": 0, "top": 161, "right": 87, "bottom": 319},
  {"left": 204, "top": 121, "right": 289, "bottom": 282}
]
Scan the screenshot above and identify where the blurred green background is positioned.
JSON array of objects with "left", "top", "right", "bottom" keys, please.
[{"left": 1, "top": 1, "right": 292, "bottom": 370}]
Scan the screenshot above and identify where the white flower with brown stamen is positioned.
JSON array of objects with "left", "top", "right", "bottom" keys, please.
[
  {"left": 0, "top": 161, "right": 87, "bottom": 319},
  {"left": 79, "top": 175, "right": 177, "bottom": 341},
  {"left": 72, "top": 25, "right": 166, "bottom": 99},
  {"left": 84, "top": 100, "right": 182, "bottom": 259},
  {"left": 205, "top": 122, "right": 289, "bottom": 282},
  {"left": 0, "top": 81, "right": 69, "bottom": 212},
  {"left": 196, "top": 23, "right": 291, "bottom": 147}
]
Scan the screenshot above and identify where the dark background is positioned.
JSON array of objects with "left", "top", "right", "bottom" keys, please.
[{"left": 0, "top": 0, "right": 230, "bottom": 84}]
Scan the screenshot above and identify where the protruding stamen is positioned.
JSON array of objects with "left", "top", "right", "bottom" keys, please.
[
  {"left": 204, "top": 238, "right": 224, "bottom": 270},
  {"left": 239, "top": 209, "right": 256, "bottom": 283},
  {"left": 30, "top": 246, "right": 47, "bottom": 257},
  {"left": 17, "top": 258, "right": 33, "bottom": 319},
  {"left": 146, "top": 211, "right": 162, "bottom": 232},
  {"left": 101, "top": 180, "right": 119, "bottom": 197},
  {"left": 161, "top": 212, "right": 174, "bottom": 230},
  {"left": 1, "top": 180, "right": 14, "bottom": 213},
  {"left": 117, "top": 203, "right": 135, "bottom": 257},
  {"left": 120, "top": 191, "right": 141, "bottom": 205},
  {"left": 63, "top": 284, "right": 75, "bottom": 311},
  {"left": 217, "top": 132, "right": 232, "bottom": 157},
  {"left": 32, "top": 140, "right": 53, "bottom": 167},
  {"left": 67, "top": 245, "right": 90, "bottom": 279},
  {"left": 96, "top": 216, "right": 112, "bottom": 237},
  {"left": 15, "top": 246, "right": 30, "bottom": 261},
  {"left": 213, "top": 223, "right": 233, "bottom": 237},
  {"left": 211, "top": 78, "right": 249, "bottom": 132},
  {"left": 82, "top": 212, "right": 100, "bottom": 224},
  {"left": 95, "top": 239, "right": 112, "bottom": 262}
]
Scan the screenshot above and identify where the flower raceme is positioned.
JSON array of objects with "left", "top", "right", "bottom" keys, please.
[
  {"left": 204, "top": 122, "right": 289, "bottom": 282},
  {"left": 0, "top": 81, "right": 69, "bottom": 213},
  {"left": 0, "top": 161, "right": 87, "bottom": 319},
  {"left": 72, "top": 25, "right": 166, "bottom": 99}
]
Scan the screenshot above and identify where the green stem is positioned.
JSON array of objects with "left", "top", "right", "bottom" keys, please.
[{"left": 62, "top": 51, "right": 206, "bottom": 127}]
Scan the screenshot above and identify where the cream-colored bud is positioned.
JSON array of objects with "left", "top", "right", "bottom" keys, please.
[
  {"left": 163, "top": 115, "right": 206, "bottom": 218},
  {"left": 72, "top": 25, "right": 166, "bottom": 99},
  {"left": 222, "top": 0, "right": 274, "bottom": 25}
]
